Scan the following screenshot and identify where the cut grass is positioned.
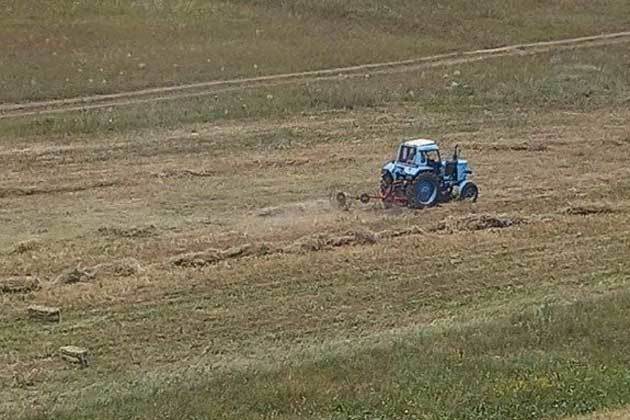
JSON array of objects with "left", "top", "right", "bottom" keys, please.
[
  {"left": 2, "top": 0, "right": 630, "bottom": 102},
  {"left": 2, "top": 8, "right": 630, "bottom": 419},
  {"left": 2, "top": 101, "right": 630, "bottom": 416},
  {"left": 23, "top": 287, "right": 630, "bottom": 420}
]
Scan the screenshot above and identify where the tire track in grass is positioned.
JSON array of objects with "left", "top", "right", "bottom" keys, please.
[{"left": 1, "top": 31, "right": 630, "bottom": 119}]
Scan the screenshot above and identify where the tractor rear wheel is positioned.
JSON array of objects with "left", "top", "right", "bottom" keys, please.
[
  {"left": 406, "top": 173, "right": 440, "bottom": 208},
  {"left": 460, "top": 182, "right": 479, "bottom": 202}
]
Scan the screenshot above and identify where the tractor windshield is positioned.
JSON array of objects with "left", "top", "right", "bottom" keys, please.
[
  {"left": 422, "top": 150, "right": 440, "bottom": 165},
  {"left": 397, "top": 145, "right": 416, "bottom": 164}
]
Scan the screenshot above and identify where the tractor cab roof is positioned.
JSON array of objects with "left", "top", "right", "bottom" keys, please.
[{"left": 402, "top": 138, "right": 439, "bottom": 151}]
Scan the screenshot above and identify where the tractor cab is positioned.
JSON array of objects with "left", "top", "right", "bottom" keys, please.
[
  {"left": 396, "top": 141, "right": 441, "bottom": 172},
  {"left": 388, "top": 139, "right": 442, "bottom": 176}
]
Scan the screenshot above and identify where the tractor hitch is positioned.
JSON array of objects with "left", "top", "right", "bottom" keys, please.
[{"left": 333, "top": 186, "right": 408, "bottom": 208}]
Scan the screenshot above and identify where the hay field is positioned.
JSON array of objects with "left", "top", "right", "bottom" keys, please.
[{"left": 1, "top": 2, "right": 630, "bottom": 419}]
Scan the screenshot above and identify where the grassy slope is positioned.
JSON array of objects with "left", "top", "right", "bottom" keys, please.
[
  {"left": 33, "top": 289, "right": 630, "bottom": 420},
  {"left": 4, "top": 42, "right": 630, "bottom": 139},
  {"left": 2, "top": 0, "right": 630, "bottom": 102}
]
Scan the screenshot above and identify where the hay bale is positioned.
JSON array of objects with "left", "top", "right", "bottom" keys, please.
[
  {"left": 458, "top": 214, "right": 519, "bottom": 230},
  {"left": 562, "top": 205, "right": 614, "bottom": 216},
  {"left": 171, "top": 249, "right": 223, "bottom": 267},
  {"left": 55, "top": 258, "right": 145, "bottom": 284},
  {"left": 221, "top": 243, "right": 253, "bottom": 259},
  {"left": 171, "top": 243, "right": 272, "bottom": 267},
  {"left": 380, "top": 226, "right": 425, "bottom": 239},
  {"left": 92, "top": 258, "right": 145, "bottom": 277},
  {"left": 60, "top": 346, "right": 89, "bottom": 367},
  {"left": 0, "top": 276, "right": 40, "bottom": 294},
  {"left": 435, "top": 214, "right": 524, "bottom": 233},
  {"left": 327, "top": 235, "right": 355, "bottom": 247},
  {"left": 288, "top": 234, "right": 329, "bottom": 253},
  {"left": 326, "top": 230, "right": 378, "bottom": 247},
  {"left": 55, "top": 266, "right": 95, "bottom": 284},
  {"left": 97, "top": 225, "right": 157, "bottom": 238},
  {"left": 28, "top": 305, "right": 61, "bottom": 322},
  {"left": 348, "top": 229, "right": 379, "bottom": 245}
]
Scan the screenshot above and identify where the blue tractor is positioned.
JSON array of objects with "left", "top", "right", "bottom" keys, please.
[
  {"left": 336, "top": 138, "right": 478, "bottom": 209},
  {"left": 380, "top": 138, "right": 478, "bottom": 208}
]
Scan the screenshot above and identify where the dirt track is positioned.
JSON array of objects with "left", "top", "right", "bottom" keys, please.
[{"left": 2, "top": 31, "right": 630, "bottom": 119}]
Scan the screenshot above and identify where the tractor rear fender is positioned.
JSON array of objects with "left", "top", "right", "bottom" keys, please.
[
  {"left": 405, "top": 166, "right": 433, "bottom": 178},
  {"left": 456, "top": 160, "right": 472, "bottom": 183},
  {"left": 384, "top": 162, "right": 434, "bottom": 180},
  {"left": 411, "top": 169, "right": 435, "bottom": 178}
]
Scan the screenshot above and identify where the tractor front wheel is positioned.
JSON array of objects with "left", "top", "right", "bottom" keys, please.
[
  {"left": 460, "top": 182, "right": 479, "bottom": 202},
  {"left": 406, "top": 173, "right": 440, "bottom": 209}
]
